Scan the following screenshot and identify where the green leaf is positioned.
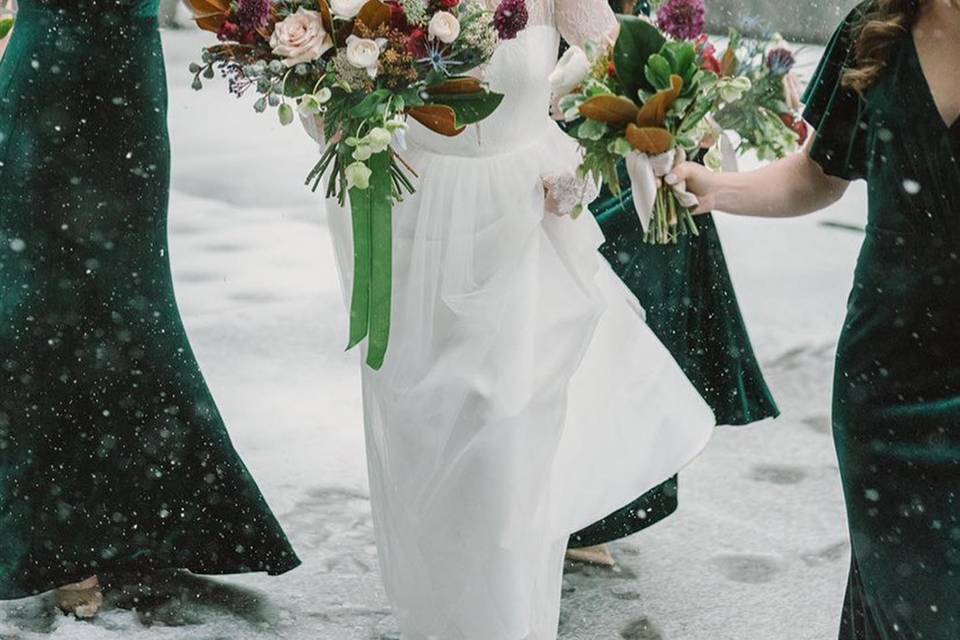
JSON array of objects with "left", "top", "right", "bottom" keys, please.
[
  {"left": 349, "top": 89, "right": 392, "bottom": 119},
  {"left": 644, "top": 54, "right": 672, "bottom": 91},
  {"left": 614, "top": 15, "right": 666, "bottom": 102},
  {"left": 0, "top": 18, "right": 13, "bottom": 40},
  {"left": 426, "top": 91, "right": 505, "bottom": 127},
  {"left": 577, "top": 119, "right": 609, "bottom": 141}
]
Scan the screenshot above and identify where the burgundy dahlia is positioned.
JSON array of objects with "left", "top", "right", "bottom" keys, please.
[
  {"left": 656, "top": 0, "right": 706, "bottom": 41},
  {"left": 766, "top": 47, "right": 797, "bottom": 75},
  {"left": 236, "top": 0, "right": 272, "bottom": 33},
  {"left": 493, "top": 0, "right": 529, "bottom": 41}
]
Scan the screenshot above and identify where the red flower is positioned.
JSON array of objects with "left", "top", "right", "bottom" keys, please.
[
  {"left": 387, "top": 1, "right": 413, "bottom": 32},
  {"left": 695, "top": 34, "right": 715, "bottom": 58},
  {"left": 438, "top": 0, "right": 460, "bottom": 7},
  {"left": 695, "top": 34, "right": 720, "bottom": 73},
  {"left": 217, "top": 20, "right": 241, "bottom": 41},
  {"left": 608, "top": 60, "right": 617, "bottom": 78},
  {"left": 780, "top": 113, "right": 809, "bottom": 146},
  {"left": 701, "top": 53, "right": 721, "bottom": 74},
  {"left": 407, "top": 27, "right": 429, "bottom": 56}
]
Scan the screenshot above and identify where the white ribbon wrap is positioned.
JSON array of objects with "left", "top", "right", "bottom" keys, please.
[{"left": 624, "top": 148, "right": 700, "bottom": 232}]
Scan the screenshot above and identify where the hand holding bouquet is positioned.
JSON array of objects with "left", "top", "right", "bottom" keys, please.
[
  {"left": 551, "top": 8, "right": 750, "bottom": 245},
  {"left": 186, "top": 0, "right": 528, "bottom": 369}
]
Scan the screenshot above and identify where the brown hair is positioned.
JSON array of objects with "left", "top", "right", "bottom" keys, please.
[{"left": 843, "top": 0, "right": 922, "bottom": 93}]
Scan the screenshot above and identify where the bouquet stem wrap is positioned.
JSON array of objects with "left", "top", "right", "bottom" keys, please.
[
  {"left": 625, "top": 148, "right": 700, "bottom": 243},
  {"left": 347, "top": 151, "right": 393, "bottom": 370}
]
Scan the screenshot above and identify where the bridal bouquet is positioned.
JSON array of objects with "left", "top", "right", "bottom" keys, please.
[
  {"left": 186, "top": 0, "right": 528, "bottom": 369},
  {"left": 710, "top": 30, "right": 808, "bottom": 162},
  {"left": 551, "top": 5, "right": 750, "bottom": 244}
]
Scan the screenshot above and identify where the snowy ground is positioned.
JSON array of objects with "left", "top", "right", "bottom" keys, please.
[{"left": 0, "top": 28, "right": 869, "bottom": 640}]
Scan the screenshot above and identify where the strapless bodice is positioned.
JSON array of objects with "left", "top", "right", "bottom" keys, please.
[{"left": 407, "top": 26, "right": 561, "bottom": 157}]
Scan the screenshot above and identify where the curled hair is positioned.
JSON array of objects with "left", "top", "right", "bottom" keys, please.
[{"left": 843, "top": 0, "right": 922, "bottom": 93}]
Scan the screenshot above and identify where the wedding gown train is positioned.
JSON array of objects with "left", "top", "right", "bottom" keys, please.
[{"left": 322, "top": 2, "right": 714, "bottom": 637}]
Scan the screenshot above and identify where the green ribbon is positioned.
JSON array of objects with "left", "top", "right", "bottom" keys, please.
[{"left": 346, "top": 151, "right": 393, "bottom": 370}]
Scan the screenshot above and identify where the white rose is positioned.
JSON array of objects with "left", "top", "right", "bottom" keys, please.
[
  {"left": 549, "top": 45, "right": 591, "bottom": 98},
  {"left": 428, "top": 11, "right": 460, "bottom": 44},
  {"left": 346, "top": 35, "right": 383, "bottom": 79},
  {"left": 330, "top": 0, "right": 367, "bottom": 18},
  {"left": 270, "top": 8, "right": 333, "bottom": 68}
]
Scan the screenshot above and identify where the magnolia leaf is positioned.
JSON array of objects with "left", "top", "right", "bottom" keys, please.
[
  {"left": 636, "top": 75, "right": 683, "bottom": 128},
  {"left": 614, "top": 15, "right": 666, "bottom": 100},
  {"left": 427, "top": 77, "right": 484, "bottom": 95},
  {"left": 0, "top": 18, "right": 12, "bottom": 39},
  {"left": 579, "top": 95, "right": 641, "bottom": 127},
  {"left": 184, "top": 0, "right": 230, "bottom": 32},
  {"left": 408, "top": 106, "right": 465, "bottom": 137},
  {"left": 356, "top": 0, "right": 392, "bottom": 31},
  {"left": 424, "top": 91, "right": 504, "bottom": 127},
  {"left": 625, "top": 124, "right": 674, "bottom": 155},
  {"left": 317, "top": 0, "right": 335, "bottom": 36}
]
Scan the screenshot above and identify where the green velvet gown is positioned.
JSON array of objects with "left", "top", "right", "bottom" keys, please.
[
  {"left": 805, "top": 7, "right": 960, "bottom": 638},
  {"left": 569, "top": 0, "right": 779, "bottom": 549},
  {"left": 0, "top": 0, "right": 300, "bottom": 599}
]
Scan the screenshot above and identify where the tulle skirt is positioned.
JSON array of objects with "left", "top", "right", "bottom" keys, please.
[{"left": 326, "top": 120, "right": 714, "bottom": 640}]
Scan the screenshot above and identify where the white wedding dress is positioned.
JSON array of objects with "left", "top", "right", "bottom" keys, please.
[{"left": 322, "top": 2, "right": 714, "bottom": 638}]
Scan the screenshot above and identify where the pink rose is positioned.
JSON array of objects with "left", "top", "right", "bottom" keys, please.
[{"left": 270, "top": 8, "right": 333, "bottom": 67}]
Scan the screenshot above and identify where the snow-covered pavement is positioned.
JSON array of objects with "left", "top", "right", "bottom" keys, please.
[{"left": 0, "top": 29, "right": 869, "bottom": 640}]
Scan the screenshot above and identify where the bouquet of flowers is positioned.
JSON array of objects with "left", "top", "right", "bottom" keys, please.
[
  {"left": 186, "top": 0, "right": 528, "bottom": 369},
  {"left": 551, "top": 1, "right": 751, "bottom": 244},
  {"left": 710, "top": 30, "right": 808, "bottom": 162}
]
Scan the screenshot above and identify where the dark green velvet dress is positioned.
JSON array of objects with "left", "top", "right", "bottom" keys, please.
[
  {"left": 0, "top": 0, "right": 300, "bottom": 599},
  {"left": 569, "top": 0, "right": 779, "bottom": 549},
  {"left": 805, "top": 7, "right": 960, "bottom": 638}
]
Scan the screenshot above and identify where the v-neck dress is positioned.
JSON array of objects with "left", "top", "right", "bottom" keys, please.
[{"left": 804, "top": 5, "right": 960, "bottom": 638}]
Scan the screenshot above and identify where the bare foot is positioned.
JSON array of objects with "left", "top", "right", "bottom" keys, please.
[
  {"left": 55, "top": 576, "right": 103, "bottom": 619},
  {"left": 566, "top": 544, "right": 616, "bottom": 567}
]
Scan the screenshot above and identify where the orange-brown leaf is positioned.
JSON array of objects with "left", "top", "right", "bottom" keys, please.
[
  {"left": 317, "top": 0, "right": 334, "bottom": 36},
  {"left": 625, "top": 124, "right": 674, "bottom": 155},
  {"left": 185, "top": 0, "right": 230, "bottom": 14},
  {"left": 427, "top": 77, "right": 485, "bottom": 96},
  {"left": 578, "top": 95, "right": 641, "bottom": 127},
  {"left": 720, "top": 47, "right": 738, "bottom": 78},
  {"left": 636, "top": 75, "right": 683, "bottom": 128},
  {"left": 355, "top": 0, "right": 392, "bottom": 32},
  {"left": 195, "top": 13, "right": 227, "bottom": 32},
  {"left": 408, "top": 106, "right": 466, "bottom": 137},
  {"left": 184, "top": 0, "right": 230, "bottom": 32}
]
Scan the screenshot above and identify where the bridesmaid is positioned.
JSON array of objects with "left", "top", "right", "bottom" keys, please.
[
  {"left": 0, "top": 0, "right": 300, "bottom": 617},
  {"left": 567, "top": 0, "right": 779, "bottom": 565},
  {"left": 670, "top": 0, "right": 960, "bottom": 636}
]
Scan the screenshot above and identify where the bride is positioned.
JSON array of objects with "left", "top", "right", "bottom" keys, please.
[{"left": 308, "top": 1, "right": 713, "bottom": 637}]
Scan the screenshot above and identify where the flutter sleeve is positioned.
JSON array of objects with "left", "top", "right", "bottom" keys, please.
[
  {"left": 555, "top": 0, "right": 619, "bottom": 48},
  {"left": 802, "top": 5, "right": 871, "bottom": 181}
]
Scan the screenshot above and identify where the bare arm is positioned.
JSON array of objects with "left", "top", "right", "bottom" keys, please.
[{"left": 667, "top": 133, "right": 851, "bottom": 218}]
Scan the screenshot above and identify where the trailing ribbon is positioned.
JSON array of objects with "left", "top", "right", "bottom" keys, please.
[
  {"left": 346, "top": 150, "right": 393, "bottom": 370},
  {"left": 624, "top": 148, "right": 699, "bottom": 232}
]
